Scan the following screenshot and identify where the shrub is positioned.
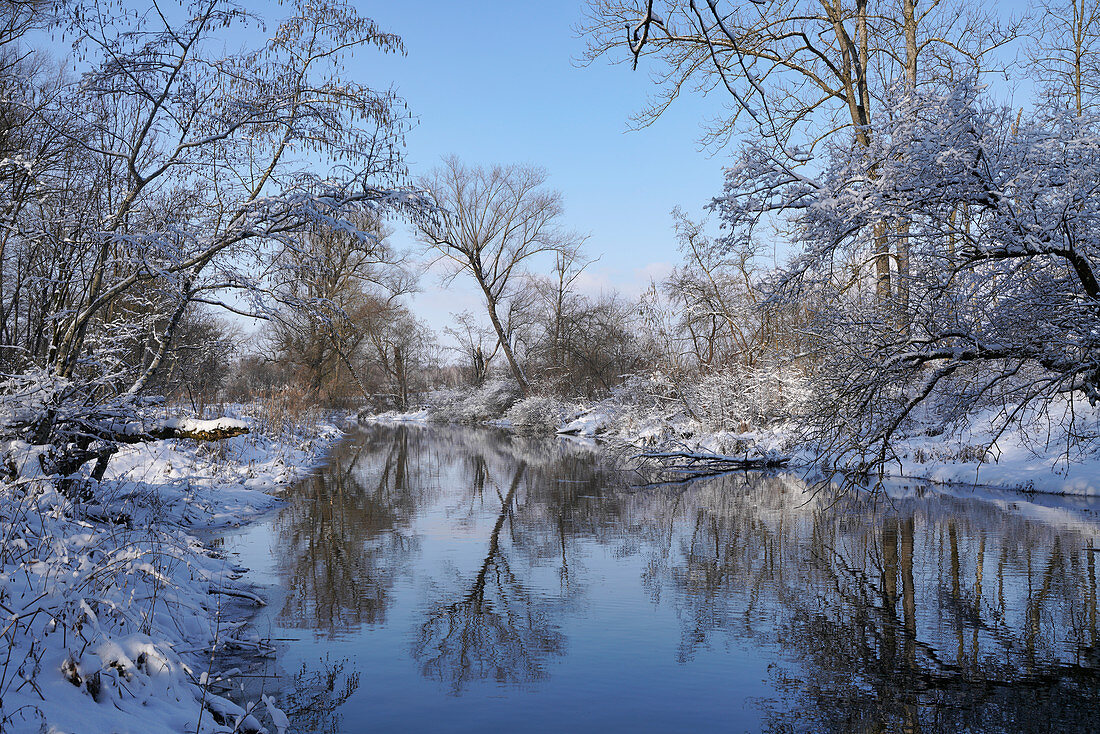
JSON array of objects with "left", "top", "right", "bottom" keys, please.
[
  {"left": 691, "top": 363, "right": 810, "bottom": 431},
  {"left": 427, "top": 378, "right": 523, "bottom": 423},
  {"left": 504, "top": 395, "right": 577, "bottom": 431}
]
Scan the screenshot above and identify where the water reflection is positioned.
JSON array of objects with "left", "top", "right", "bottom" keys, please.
[
  {"left": 413, "top": 461, "right": 568, "bottom": 692},
  {"left": 635, "top": 479, "right": 1100, "bottom": 731},
  {"left": 273, "top": 425, "right": 428, "bottom": 633},
  {"left": 267, "top": 424, "right": 1100, "bottom": 732}
]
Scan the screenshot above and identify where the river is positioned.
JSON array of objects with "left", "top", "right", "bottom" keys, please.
[{"left": 220, "top": 423, "right": 1100, "bottom": 733}]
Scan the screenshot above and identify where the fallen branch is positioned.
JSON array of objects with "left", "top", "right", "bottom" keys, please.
[
  {"left": 208, "top": 585, "right": 267, "bottom": 606},
  {"left": 623, "top": 444, "right": 792, "bottom": 487},
  {"left": 636, "top": 449, "right": 789, "bottom": 470}
]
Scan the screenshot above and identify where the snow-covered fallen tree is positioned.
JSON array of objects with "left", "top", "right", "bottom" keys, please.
[
  {"left": 1, "top": 377, "right": 254, "bottom": 501},
  {"left": 99, "top": 418, "right": 251, "bottom": 444}
]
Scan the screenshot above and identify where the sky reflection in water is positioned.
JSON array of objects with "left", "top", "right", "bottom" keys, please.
[{"left": 225, "top": 424, "right": 1100, "bottom": 733}]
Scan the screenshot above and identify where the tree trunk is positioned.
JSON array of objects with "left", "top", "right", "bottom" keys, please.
[
  {"left": 394, "top": 344, "right": 408, "bottom": 409},
  {"left": 895, "top": 0, "right": 917, "bottom": 331},
  {"left": 874, "top": 221, "right": 892, "bottom": 304},
  {"left": 895, "top": 220, "right": 911, "bottom": 332},
  {"left": 473, "top": 346, "right": 487, "bottom": 384},
  {"left": 481, "top": 285, "right": 528, "bottom": 394}
]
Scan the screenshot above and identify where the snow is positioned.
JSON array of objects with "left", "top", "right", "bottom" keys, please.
[
  {"left": 359, "top": 408, "right": 430, "bottom": 424},
  {"left": 0, "top": 408, "right": 344, "bottom": 733},
  {"left": 885, "top": 402, "right": 1100, "bottom": 496},
  {"left": 557, "top": 410, "right": 609, "bottom": 437},
  {"left": 161, "top": 417, "right": 250, "bottom": 434}
]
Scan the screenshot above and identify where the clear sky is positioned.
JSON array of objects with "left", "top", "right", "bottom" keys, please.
[{"left": 358, "top": 1, "right": 732, "bottom": 333}]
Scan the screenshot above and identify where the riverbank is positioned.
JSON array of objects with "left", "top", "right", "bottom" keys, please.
[
  {"left": 0, "top": 405, "right": 344, "bottom": 733},
  {"left": 364, "top": 384, "right": 1100, "bottom": 496}
]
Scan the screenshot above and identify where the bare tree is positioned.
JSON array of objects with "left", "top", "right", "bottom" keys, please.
[
  {"left": 446, "top": 311, "right": 500, "bottom": 386},
  {"left": 361, "top": 307, "right": 436, "bottom": 409},
  {"left": 266, "top": 219, "right": 415, "bottom": 406},
  {"left": 417, "top": 157, "right": 583, "bottom": 394},
  {"left": 1029, "top": 0, "right": 1100, "bottom": 115},
  {"left": 532, "top": 246, "right": 597, "bottom": 381},
  {"left": 156, "top": 309, "right": 240, "bottom": 414}
]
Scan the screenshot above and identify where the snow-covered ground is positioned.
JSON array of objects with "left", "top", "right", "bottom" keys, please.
[
  {"left": 0, "top": 408, "right": 344, "bottom": 733},
  {"left": 884, "top": 402, "right": 1100, "bottom": 495}
]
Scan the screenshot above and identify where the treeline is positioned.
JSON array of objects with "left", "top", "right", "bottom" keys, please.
[{"left": 5, "top": 0, "right": 1100, "bottom": 482}]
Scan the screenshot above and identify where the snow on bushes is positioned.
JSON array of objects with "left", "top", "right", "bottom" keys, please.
[
  {"left": 503, "top": 395, "right": 577, "bottom": 431},
  {"left": 555, "top": 367, "right": 806, "bottom": 448},
  {"left": 427, "top": 379, "right": 523, "bottom": 424},
  {"left": 414, "top": 367, "right": 807, "bottom": 454},
  {"left": 689, "top": 362, "right": 811, "bottom": 432}
]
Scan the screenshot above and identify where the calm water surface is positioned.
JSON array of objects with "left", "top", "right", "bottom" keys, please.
[{"left": 222, "top": 424, "right": 1100, "bottom": 733}]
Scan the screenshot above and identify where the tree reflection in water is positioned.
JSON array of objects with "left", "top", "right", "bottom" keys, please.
[
  {"left": 632, "top": 475, "right": 1100, "bottom": 732},
  {"left": 273, "top": 425, "right": 430, "bottom": 634},
  {"left": 408, "top": 430, "right": 626, "bottom": 693},
  {"left": 268, "top": 425, "right": 1099, "bottom": 731},
  {"left": 413, "top": 461, "right": 568, "bottom": 692}
]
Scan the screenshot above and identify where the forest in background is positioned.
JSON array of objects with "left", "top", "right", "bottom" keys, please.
[{"left": 3, "top": 0, "right": 1100, "bottom": 483}]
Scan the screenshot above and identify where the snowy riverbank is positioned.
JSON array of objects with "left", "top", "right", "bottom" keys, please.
[
  {"left": 0, "top": 406, "right": 344, "bottom": 733},
  {"left": 362, "top": 384, "right": 1100, "bottom": 497}
]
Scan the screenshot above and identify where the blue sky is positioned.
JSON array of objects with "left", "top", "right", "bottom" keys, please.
[{"left": 359, "top": 1, "right": 733, "bottom": 330}]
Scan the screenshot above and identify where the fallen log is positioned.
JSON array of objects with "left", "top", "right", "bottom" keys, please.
[
  {"left": 636, "top": 449, "right": 789, "bottom": 470},
  {"left": 100, "top": 417, "right": 251, "bottom": 443},
  {"left": 625, "top": 447, "right": 792, "bottom": 488},
  {"left": 208, "top": 584, "right": 267, "bottom": 606}
]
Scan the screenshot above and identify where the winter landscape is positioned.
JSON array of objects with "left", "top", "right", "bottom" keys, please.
[{"left": 2, "top": 0, "right": 1100, "bottom": 732}]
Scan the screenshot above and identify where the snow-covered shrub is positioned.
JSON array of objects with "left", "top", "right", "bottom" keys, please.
[
  {"left": 504, "top": 395, "right": 578, "bottom": 431},
  {"left": 553, "top": 366, "right": 810, "bottom": 451},
  {"left": 691, "top": 363, "right": 810, "bottom": 431},
  {"left": 607, "top": 372, "right": 681, "bottom": 414},
  {"left": 427, "top": 378, "right": 523, "bottom": 423},
  {"left": 0, "top": 471, "right": 274, "bottom": 732},
  {"left": 424, "top": 388, "right": 463, "bottom": 421},
  {"left": 553, "top": 372, "right": 691, "bottom": 444},
  {"left": 0, "top": 370, "right": 67, "bottom": 438},
  {"left": 690, "top": 370, "right": 746, "bottom": 430}
]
